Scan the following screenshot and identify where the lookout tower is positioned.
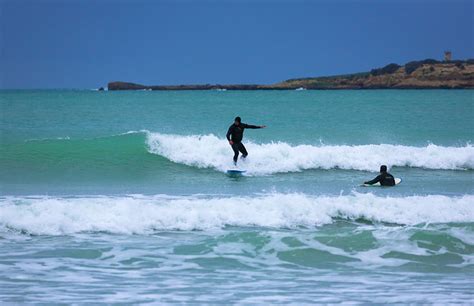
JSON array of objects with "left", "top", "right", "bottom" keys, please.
[{"left": 444, "top": 51, "right": 452, "bottom": 61}]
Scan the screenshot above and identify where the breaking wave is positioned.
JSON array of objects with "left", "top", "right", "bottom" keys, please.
[
  {"left": 1, "top": 193, "right": 473, "bottom": 235},
  {"left": 146, "top": 132, "right": 474, "bottom": 175}
]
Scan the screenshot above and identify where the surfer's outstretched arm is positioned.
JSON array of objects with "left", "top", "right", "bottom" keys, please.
[
  {"left": 242, "top": 123, "right": 266, "bottom": 129},
  {"left": 364, "top": 175, "right": 382, "bottom": 185}
]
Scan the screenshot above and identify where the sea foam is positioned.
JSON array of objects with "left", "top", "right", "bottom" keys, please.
[
  {"left": 146, "top": 132, "right": 474, "bottom": 175},
  {"left": 1, "top": 193, "right": 472, "bottom": 235}
]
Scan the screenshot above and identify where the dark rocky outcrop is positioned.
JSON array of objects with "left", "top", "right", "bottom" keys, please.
[
  {"left": 107, "top": 82, "right": 271, "bottom": 91},
  {"left": 108, "top": 82, "right": 147, "bottom": 90}
]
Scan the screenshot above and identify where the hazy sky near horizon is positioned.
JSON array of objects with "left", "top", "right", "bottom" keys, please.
[{"left": 1, "top": 0, "right": 473, "bottom": 89}]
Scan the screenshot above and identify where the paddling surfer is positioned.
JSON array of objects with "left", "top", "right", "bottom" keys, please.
[{"left": 364, "top": 165, "right": 396, "bottom": 186}]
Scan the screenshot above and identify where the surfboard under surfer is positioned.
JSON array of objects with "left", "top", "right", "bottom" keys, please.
[{"left": 226, "top": 116, "right": 266, "bottom": 165}]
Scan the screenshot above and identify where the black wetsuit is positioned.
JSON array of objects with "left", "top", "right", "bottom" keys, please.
[
  {"left": 364, "top": 172, "right": 396, "bottom": 186},
  {"left": 226, "top": 123, "right": 261, "bottom": 163}
]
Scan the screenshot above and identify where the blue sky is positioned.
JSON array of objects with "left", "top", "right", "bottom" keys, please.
[{"left": 1, "top": 0, "right": 472, "bottom": 89}]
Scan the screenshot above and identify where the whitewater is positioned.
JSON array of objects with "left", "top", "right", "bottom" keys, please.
[
  {"left": 1, "top": 193, "right": 473, "bottom": 235},
  {"left": 146, "top": 131, "right": 474, "bottom": 174}
]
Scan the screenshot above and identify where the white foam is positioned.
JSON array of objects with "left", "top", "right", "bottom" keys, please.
[
  {"left": 1, "top": 193, "right": 472, "bottom": 235},
  {"left": 25, "top": 136, "right": 71, "bottom": 142},
  {"left": 145, "top": 132, "right": 474, "bottom": 175}
]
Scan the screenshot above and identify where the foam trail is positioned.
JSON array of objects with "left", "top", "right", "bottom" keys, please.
[
  {"left": 146, "top": 132, "right": 474, "bottom": 175},
  {"left": 1, "top": 193, "right": 473, "bottom": 235}
]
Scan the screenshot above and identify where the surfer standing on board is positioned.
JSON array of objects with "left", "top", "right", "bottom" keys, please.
[{"left": 226, "top": 116, "right": 266, "bottom": 165}]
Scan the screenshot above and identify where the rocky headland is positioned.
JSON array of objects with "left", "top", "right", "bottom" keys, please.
[{"left": 107, "top": 59, "right": 474, "bottom": 90}]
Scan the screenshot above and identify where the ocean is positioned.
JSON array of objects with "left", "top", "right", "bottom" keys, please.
[{"left": 0, "top": 89, "right": 473, "bottom": 303}]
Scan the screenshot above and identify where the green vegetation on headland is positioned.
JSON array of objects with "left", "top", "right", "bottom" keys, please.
[{"left": 107, "top": 59, "right": 474, "bottom": 90}]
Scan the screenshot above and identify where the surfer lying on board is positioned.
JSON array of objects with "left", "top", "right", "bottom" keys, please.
[
  {"left": 364, "top": 165, "right": 396, "bottom": 186},
  {"left": 226, "top": 116, "right": 266, "bottom": 165}
]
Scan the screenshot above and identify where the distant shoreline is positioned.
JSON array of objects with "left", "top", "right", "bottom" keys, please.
[{"left": 107, "top": 58, "right": 474, "bottom": 91}]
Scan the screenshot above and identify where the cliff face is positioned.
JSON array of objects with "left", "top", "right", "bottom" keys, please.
[
  {"left": 277, "top": 60, "right": 474, "bottom": 89},
  {"left": 108, "top": 59, "right": 474, "bottom": 90}
]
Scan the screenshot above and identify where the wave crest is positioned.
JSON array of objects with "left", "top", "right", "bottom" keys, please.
[
  {"left": 1, "top": 193, "right": 473, "bottom": 235},
  {"left": 146, "top": 132, "right": 474, "bottom": 174}
]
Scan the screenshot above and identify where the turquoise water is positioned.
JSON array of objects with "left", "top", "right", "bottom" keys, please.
[{"left": 1, "top": 90, "right": 473, "bottom": 303}]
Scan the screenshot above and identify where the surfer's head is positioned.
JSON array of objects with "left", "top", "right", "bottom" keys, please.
[
  {"left": 380, "top": 165, "right": 387, "bottom": 173},
  {"left": 234, "top": 116, "right": 241, "bottom": 125}
]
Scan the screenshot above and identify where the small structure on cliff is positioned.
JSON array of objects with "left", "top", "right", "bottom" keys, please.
[{"left": 444, "top": 51, "right": 452, "bottom": 61}]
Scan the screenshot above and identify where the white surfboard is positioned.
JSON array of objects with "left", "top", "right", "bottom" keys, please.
[{"left": 362, "top": 177, "right": 402, "bottom": 187}]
